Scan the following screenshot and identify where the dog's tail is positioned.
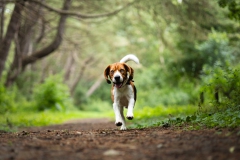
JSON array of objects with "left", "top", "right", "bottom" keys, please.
[{"left": 120, "top": 54, "right": 139, "bottom": 64}]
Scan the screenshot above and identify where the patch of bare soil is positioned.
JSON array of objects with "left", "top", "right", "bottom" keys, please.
[{"left": 0, "top": 118, "right": 240, "bottom": 160}]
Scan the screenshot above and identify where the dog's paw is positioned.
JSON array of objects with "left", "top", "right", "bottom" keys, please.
[
  {"left": 126, "top": 112, "right": 134, "bottom": 120},
  {"left": 120, "top": 126, "right": 127, "bottom": 130},
  {"left": 115, "top": 122, "right": 122, "bottom": 126},
  {"left": 126, "top": 115, "right": 134, "bottom": 120}
]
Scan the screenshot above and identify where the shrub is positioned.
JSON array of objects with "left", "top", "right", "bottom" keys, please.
[
  {"left": 201, "top": 62, "right": 240, "bottom": 109},
  {"left": 33, "top": 75, "right": 73, "bottom": 111},
  {"left": 0, "top": 83, "right": 16, "bottom": 114}
]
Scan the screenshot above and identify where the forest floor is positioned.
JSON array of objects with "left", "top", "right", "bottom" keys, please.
[{"left": 0, "top": 118, "right": 240, "bottom": 160}]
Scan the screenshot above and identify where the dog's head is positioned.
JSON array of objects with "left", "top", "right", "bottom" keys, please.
[{"left": 104, "top": 62, "right": 134, "bottom": 88}]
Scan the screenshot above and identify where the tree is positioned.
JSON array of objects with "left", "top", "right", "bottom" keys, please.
[
  {"left": 0, "top": 1, "right": 25, "bottom": 79},
  {"left": 218, "top": 0, "right": 240, "bottom": 21},
  {"left": 0, "top": 0, "right": 135, "bottom": 86}
]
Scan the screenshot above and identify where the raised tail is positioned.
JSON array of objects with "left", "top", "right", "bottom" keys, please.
[{"left": 120, "top": 54, "right": 139, "bottom": 64}]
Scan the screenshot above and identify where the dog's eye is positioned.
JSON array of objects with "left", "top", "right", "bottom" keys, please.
[
  {"left": 120, "top": 69, "right": 125, "bottom": 73},
  {"left": 110, "top": 70, "right": 114, "bottom": 74}
]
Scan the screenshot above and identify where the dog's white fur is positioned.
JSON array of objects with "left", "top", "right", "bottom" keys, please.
[
  {"left": 120, "top": 54, "right": 140, "bottom": 64},
  {"left": 112, "top": 84, "right": 135, "bottom": 130},
  {"left": 104, "top": 54, "right": 139, "bottom": 130}
]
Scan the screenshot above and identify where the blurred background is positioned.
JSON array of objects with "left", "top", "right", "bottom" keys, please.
[{"left": 0, "top": 0, "right": 240, "bottom": 129}]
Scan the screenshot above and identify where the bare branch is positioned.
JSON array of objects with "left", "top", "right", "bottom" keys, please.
[
  {"left": 70, "top": 56, "right": 95, "bottom": 95},
  {"left": 86, "top": 75, "right": 104, "bottom": 97},
  {"left": 8, "top": 0, "right": 136, "bottom": 19},
  {"left": 21, "top": 0, "right": 71, "bottom": 68}
]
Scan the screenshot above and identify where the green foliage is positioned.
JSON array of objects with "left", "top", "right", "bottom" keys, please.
[
  {"left": 33, "top": 75, "right": 73, "bottom": 111},
  {"left": 0, "top": 83, "right": 16, "bottom": 114},
  {"left": 130, "top": 104, "right": 240, "bottom": 130},
  {"left": 129, "top": 105, "right": 197, "bottom": 129},
  {"left": 197, "top": 31, "right": 234, "bottom": 65},
  {"left": 172, "top": 31, "right": 234, "bottom": 79},
  {"left": 193, "top": 107, "right": 240, "bottom": 128},
  {"left": 164, "top": 108, "right": 240, "bottom": 129},
  {"left": 201, "top": 63, "right": 240, "bottom": 108},
  {"left": 218, "top": 0, "right": 240, "bottom": 20},
  {"left": 1, "top": 0, "right": 240, "bottom": 131},
  {"left": 134, "top": 64, "right": 199, "bottom": 107},
  {"left": 135, "top": 105, "right": 197, "bottom": 119}
]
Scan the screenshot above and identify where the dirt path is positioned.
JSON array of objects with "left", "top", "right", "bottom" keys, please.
[{"left": 0, "top": 118, "right": 240, "bottom": 160}]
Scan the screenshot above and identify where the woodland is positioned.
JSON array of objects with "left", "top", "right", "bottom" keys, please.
[{"left": 0, "top": 0, "right": 240, "bottom": 130}]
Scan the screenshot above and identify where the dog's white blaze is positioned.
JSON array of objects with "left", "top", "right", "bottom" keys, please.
[
  {"left": 112, "top": 70, "right": 123, "bottom": 83},
  {"left": 113, "top": 85, "right": 135, "bottom": 130}
]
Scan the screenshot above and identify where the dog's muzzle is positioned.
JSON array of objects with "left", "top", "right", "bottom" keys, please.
[{"left": 114, "top": 76, "right": 123, "bottom": 88}]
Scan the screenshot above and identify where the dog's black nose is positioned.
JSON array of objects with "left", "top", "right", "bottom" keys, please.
[{"left": 114, "top": 76, "right": 120, "bottom": 81}]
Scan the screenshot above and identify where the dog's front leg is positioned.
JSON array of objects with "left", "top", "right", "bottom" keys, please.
[
  {"left": 113, "top": 102, "right": 124, "bottom": 127},
  {"left": 119, "top": 106, "right": 126, "bottom": 130},
  {"left": 126, "top": 98, "right": 135, "bottom": 120}
]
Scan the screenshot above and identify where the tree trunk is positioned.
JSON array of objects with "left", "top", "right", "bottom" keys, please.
[
  {"left": 64, "top": 53, "right": 74, "bottom": 82},
  {"left": 86, "top": 75, "right": 104, "bottom": 97},
  {"left": 4, "top": 0, "right": 71, "bottom": 85},
  {"left": 0, "top": 0, "right": 5, "bottom": 43},
  {"left": 215, "top": 88, "right": 219, "bottom": 104},
  {"left": 5, "top": 1, "right": 42, "bottom": 86},
  {"left": 21, "top": 0, "right": 71, "bottom": 68},
  {"left": 200, "top": 91, "right": 204, "bottom": 104},
  {"left": 70, "top": 57, "right": 94, "bottom": 95},
  {"left": 0, "top": 1, "right": 25, "bottom": 78}
]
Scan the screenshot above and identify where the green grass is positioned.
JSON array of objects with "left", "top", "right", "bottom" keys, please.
[
  {"left": 134, "top": 105, "right": 197, "bottom": 119},
  {"left": 0, "top": 105, "right": 197, "bottom": 132},
  {"left": 192, "top": 107, "right": 240, "bottom": 128},
  {"left": 129, "top": 105, "right": 198, "bottom": 129},
  {"left": 129, "top": 105, "right": 240, "bottom": 130},
  {"left": 1, "top": 104, "right": 239, "bottom": 132},
  {"left": 0, "top": 110, "right": 114, "bottom": 132}
]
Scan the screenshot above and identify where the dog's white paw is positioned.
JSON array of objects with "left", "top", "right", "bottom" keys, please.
[
  {"left": 115, "top": 121, "right": 122, "bottom": 126},
  {"left": 120, "top": 125, "right": 127, "bottom": 130},
  {"left": 126, "top": 113, "right": 134, "bottom": 120}
]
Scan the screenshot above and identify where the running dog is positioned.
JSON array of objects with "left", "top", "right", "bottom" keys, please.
[{"left": 104, "top": 54, "right": 139, "bottom": 130}]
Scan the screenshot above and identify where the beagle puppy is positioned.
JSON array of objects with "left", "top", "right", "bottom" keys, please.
[{"left": 104, "top": 54, "right": 139, "bottom": 130}]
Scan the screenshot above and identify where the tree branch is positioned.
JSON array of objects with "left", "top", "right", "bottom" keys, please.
[
  {"left": 21, "top": 0, "right": 71, "bottom": 68},
  {"left": 32, "top": 0, "right": 135, "bottom": 18},
  {"left": 9, "top": 0, "right": 136, "bottom": 19}
]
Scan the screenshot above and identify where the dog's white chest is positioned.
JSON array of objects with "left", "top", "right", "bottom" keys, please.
[{"left": 113, "top": 85, "right": 134, "bottom": 107}]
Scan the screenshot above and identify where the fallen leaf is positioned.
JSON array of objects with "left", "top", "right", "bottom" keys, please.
[
  {"left": 229, "top": 146, "right": 235, "bottom": 153},
  {"left": 157, "top": 144, "right": 163, "bottom": 148},
  {"left": 103, "top": 149, "right": 123, "bottom": 156}
]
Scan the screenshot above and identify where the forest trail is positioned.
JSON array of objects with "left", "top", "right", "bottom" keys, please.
[{"left": 0, "top": 118, "right": 240, "bottom": 160}]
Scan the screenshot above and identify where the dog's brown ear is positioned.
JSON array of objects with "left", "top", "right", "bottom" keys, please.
[
  {"left": 123, "top": 64, "right": 134, "bottom": 81},
  {"left": 104, "top": 65, "right": 112, "bottom": 84}
]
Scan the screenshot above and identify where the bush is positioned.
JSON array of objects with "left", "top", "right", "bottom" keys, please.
[
  {"left": 0, "top": 83, "right": 16, "bottom": 114},
  {"left": 201, "top": 63, "right": 240, "bottom": 108},
  {"left": 33, "top": 75, "right": 73, "bottom": 111}
]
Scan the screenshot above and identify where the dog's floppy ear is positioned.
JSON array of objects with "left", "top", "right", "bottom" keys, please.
[
  {"left": 123, "top": 63, "right": 134, "bottom": 81},
  {"left": 104, "top": 65, "right": 112, "bottom": 84}
]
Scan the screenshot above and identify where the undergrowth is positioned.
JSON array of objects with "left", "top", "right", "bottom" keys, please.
[
  {"left": 130, "top": 65, "right": 240, "bottom": 130},
  {"left": 129, "top": 106, "right": 240, "bottom": 130}
]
